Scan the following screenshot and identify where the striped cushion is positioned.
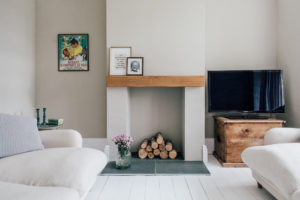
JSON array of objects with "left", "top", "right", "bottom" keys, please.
[{"left": 0, "top": 113, "right": 44, "bottom": 158}]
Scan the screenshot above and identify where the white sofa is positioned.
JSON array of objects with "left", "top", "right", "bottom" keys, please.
[
  {"left": 242, "top": 128, "right": 300, "bottom": 200},
  {"left": 0, "top": 129, "right": 107, "bottom": 200}
]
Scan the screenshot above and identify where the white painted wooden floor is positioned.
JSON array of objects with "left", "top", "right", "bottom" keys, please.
[{"left": 85, "top": 155, "right": 275, "bottom": 200}]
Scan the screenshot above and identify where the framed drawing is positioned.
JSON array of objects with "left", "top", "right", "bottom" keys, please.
[
  {"left": 58, "top": 34, "right": 89, "bottom": 71},
  {"left": 126, "top": 57, "right": 144, "bottom": 76},
  {"left": 109, "top": 47, "right": 132, "bottom": 75}
]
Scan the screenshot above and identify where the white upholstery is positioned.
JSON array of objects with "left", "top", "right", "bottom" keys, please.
[
  {"left": 0, "top": 181, "right": 80, "bottom": 200},
  {"left": 264, "top": 128, "right": 300, "bottom": 145},
  {"left": 39, "top": 129, "right": 82, "bottom": 148},
  {"left": 242, "top": 128, "right": 300, "bottom": 200},
  {"left": 242, "top": 143, "right": 300, "bottom": 200},
  {"left": 0, "top": 147, "right": 107, "bottom": 197},
  {"left": 0, "top": 129, "right": 107, "bottom": 199},
  {"left": 252, "top": 171, "right": 288, "bottom": 200}
]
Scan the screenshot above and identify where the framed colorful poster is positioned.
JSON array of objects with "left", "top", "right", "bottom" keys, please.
[
  {"left": 109, "top": 47, "right": 132, "bottom": 75},
  {"left": 58, "top": 34, "right": 89, "bottom": 71}
]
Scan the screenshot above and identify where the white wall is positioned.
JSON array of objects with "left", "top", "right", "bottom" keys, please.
[
  {"left": 278, "top": 0, "right": 300, "bottom": 128},
  {"left": 107, "top": 0, "right": 205, "bottom": 75},
  {"left": 36, "top": 0, "right": 107, "bottom": 138},
  {"left": 205, "top": 0, "right": 278, "bottom": 138},
  {"left": 107, "top": 0, "right": 205, "bottom": 151},
  {"left": 0, "top": 0, "right": 36, "bottom": 116}
]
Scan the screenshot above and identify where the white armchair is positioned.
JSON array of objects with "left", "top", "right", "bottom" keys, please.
[
  {"left": 39, "top": 129, "right": 82, "bottom": 148},
  {"left": 264, "top": 127, "right": 300, "bottom": 145},
  {"left": 242, "top": 128, "right": 300, "bottom": 200}
]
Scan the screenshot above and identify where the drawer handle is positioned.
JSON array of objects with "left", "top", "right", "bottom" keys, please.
[{"left": 244, "top": 129, "right": 249, "bottom": 133}]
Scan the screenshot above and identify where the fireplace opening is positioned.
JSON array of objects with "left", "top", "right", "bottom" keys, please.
[{"left": 129, "top": 87, "right": 183, "bottom": 156}]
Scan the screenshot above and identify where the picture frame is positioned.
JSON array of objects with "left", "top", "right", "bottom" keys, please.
[
  {"left": 109, "top": 47, "right": 132, "bottom": 75},
  {"left": 58, "top": 34, "right": 89, "bottom": 71},
  {"left": 126, "top": 57, "right": 144, "bottom": 76}
]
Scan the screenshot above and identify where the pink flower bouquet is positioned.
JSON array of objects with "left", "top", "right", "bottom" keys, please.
[{"left": 112, "top": 134, "right": 133, "bottom": 156}]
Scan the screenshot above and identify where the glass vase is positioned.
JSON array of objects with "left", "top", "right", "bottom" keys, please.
[{"left": 116, "top": 147, "right": 131, "bottom": 169}]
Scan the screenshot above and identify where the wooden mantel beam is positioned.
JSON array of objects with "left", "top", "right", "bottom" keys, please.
[{"left": 106, "top": 76, "right": 205, "bottom": 87}]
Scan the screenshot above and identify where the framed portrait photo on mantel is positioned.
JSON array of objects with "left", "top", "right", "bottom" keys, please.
[
  {"left": 127, "top": 57, "right": 144, "bottom": 76},
  {"left": 109, "top": 47, "right": 132, "bottom": 75}
]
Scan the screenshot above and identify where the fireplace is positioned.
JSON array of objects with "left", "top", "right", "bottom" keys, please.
[{"left": 106, "top": 76, "right": 206, "bottom": 161}]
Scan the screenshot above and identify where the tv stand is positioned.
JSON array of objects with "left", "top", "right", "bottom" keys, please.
[
  {"left": 225, "top": 115, "right": 269, "bottom": 120},
  {"left": 214, "top": 116, "right": 286, "bottom": 167}
]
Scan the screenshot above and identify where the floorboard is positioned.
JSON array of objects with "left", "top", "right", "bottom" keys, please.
[
  {"left": 86, "top": 155, "right": 276, "bottom": 200},
  {"left": 128, "top": 176, "right": 147, "bottom": 200},
  {"left": 159, "top": 176, "right": 177, "bottom": 200},
  {"left": 172, "top": 176, "right": 193, "bottom": 200},
  {"left": 185, "top": 176, "right": 209, "bottom": 200},
  {"left": 145, "top": 176, "right": 160, "bottom": 200},
  {"left": 199, "top": 176, "right": 225, "bottom": 200},
  {"left": 84, "top": 177, "right": 108, "bottom": 200}
]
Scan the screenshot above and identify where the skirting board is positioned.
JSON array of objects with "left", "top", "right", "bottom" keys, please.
[
  {"left": 205, "top": 138, "right": 214, "bottom": 155},
  {"left": 83, "top": 138, "right": 215, "bottom": 155}
]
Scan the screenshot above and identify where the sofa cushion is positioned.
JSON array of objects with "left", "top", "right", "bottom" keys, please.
[
  {"left": 0, "top": 147, "right": 107, "bottom": 197},
  {"left": 0, "top": 181, "right": 80, "bottom": 200},
  {"left": 242, "top": 143, "right": 300, "bottom": 198},
  {"left": 0, "top": 113, "right": 44, "bottom": 158}
]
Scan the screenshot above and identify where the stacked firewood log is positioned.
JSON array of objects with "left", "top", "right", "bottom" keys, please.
[{"left": 138, "top": 132, "right": 177, "bottom": 159}]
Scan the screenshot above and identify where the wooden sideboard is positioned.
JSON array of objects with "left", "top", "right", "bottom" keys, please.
[{"left": 214, "top": 116, "right": 286, "bottom": 167}]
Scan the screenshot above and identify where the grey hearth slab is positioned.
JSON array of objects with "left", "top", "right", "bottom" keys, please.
[
  {"left": 101, "top": 159, "right": 155, "bottom": 175},
  {"left": 101, "top": 156, "right": 210, "bottom": 176},
  {"left": 155, "top": 160, "right": 210, "bottom": 175}
]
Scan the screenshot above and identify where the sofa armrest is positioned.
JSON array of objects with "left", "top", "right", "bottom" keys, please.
[
  {"left": 264, "top": 128, "right": 300, "bottom": 145},
  {"left": 39, "top": 129, "right": 82, "bottom": 148}
]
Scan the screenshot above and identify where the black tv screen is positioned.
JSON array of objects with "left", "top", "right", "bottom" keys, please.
[{"left": 208, "top": 70, "right": 285, "bottom": 113}]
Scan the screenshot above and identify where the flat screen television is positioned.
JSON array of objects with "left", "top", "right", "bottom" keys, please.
[{"left": 208, "top": 70, "right": 285, "bottom": 113}]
